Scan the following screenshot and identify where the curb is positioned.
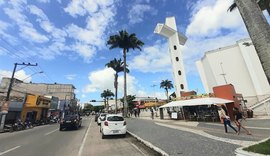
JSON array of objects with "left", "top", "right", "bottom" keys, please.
[
  {"left": 127, "top": 130, "right": 169, "bottom": 156},
  {"left": 235, "top": 137, "right": 270, "bottom": 156}
]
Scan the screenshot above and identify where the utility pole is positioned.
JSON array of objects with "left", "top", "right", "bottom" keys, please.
[{"left": 0, "top": 62, "right": 37, "bottom": 132}]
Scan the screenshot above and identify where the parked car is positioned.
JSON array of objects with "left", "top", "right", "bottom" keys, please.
[
  {"left": 100, "top": 114, "right": 126, "bottom": 139},
  {"left": 59, "top": 114, "right": 82, "bottom": 131},
  {"left": 97, "top": 113, "right": 107, "bottom": 126}
]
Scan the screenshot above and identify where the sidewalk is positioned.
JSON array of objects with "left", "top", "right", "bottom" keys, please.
[{"left": 127, "top": 116, "right": 270, "bottom": 155}]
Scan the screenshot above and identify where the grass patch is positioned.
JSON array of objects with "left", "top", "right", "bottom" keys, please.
[{"left": 243, "top": 139, "right": 270, "bottom": 155}]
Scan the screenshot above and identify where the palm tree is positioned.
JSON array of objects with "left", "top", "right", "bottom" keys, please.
[
  {"left": 228, "top": 0, "right": 270, "bottom": 15},
  {"left": 105, "top": 58, "right": 129, "bottom": 113},
  {"left": 107, "top": 30, "right": 144, "bottom": 117},
  {"left": 160, "top": 79, "right": 174, "bottom": 102},
  {"left": 228, "top": 0, "right": 270, "bottom": 83},
  {"left": 101, "top": 89, "right": 114, "bottom": 112}
]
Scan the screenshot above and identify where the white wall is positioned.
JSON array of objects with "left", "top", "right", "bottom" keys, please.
[{"left": 197, "top": 39, "right": 270, "bottom": 106}]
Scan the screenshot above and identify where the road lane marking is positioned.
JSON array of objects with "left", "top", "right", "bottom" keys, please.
[
  {"left": 45, "top": 128, "right": 58, "bottom": 136},
  {"left": 78, "top": 117, "right": 92, "bottom": 156},
  {"left": 0, "top": 146, "right": 20, "bottom": 155},
  {"left": 130, "top": 142, "right": 147, "bottom": 156}
]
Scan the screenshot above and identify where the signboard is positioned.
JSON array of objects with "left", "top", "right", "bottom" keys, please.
[{"left": 171, "top": 112, "right": 178, "bottom": 119}]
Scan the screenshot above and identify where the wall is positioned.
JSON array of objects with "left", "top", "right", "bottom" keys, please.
[{"left": 197, "top": 39, "right": 270, "bottom": 106}]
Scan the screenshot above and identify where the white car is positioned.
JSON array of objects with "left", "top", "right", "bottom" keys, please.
[
  {"left": 97, "top": 113, "right": 107, "bottom": 126},
  {"left": 100, "top": 114, "right": 127, "bottom": 139}
]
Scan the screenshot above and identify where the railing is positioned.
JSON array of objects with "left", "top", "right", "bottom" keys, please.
[{"left": 249, "top": 96, "right": 270, "bottom": 109}]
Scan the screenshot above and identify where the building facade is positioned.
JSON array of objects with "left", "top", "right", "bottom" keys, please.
[
  {"left": 0, "top": 77, "right": 76, "bottom": 101},
  {"left": 196, "top": 38, "right": 270, "bottom": 107}
]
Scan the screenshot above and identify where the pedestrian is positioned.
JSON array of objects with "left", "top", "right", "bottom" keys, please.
[
  {"left": 234, "top": 107, "right": 251, "bottom": 135},
  {"left": 219, "top": 105, "right": 238, "bottom": 134},
  {"left": 150, "top": 108, "right": 154, "bottom": 119},
  {"left": 138, "top": 109, "right": 140, "bottom": 117}
]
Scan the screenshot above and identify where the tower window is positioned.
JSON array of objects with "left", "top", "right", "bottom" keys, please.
[
  {"left": 180, "top": 84, "right": 184, "bottom": 90},
  {"left": 178, "top": 70, "right": 181, "bottom": 75},
  {"left": 176, "top": 57, "right": 179, "bottom": 61},
  {"left": 174, "top": 45, "right": 177, "bottom": 50}
]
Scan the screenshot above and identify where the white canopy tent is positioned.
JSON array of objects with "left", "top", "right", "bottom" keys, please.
[{"left": 159, "top": 97, "right": 233, "bottom": 108}]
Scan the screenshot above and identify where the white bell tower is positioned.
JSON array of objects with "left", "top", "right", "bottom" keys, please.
[{"left": 154, "top": 16, "right": 188, "bottom": 97}]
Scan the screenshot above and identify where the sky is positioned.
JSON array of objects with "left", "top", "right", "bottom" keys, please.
[{"left": 0, "top": 0, "right": 269, "bottom": 105}]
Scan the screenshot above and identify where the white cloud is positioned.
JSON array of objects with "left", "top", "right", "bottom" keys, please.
[
  {"left": 0, "top": 70, "right": 32, "bottom": 83},
  {"left": 186, "top": 0, "right": 243, "bottom": 37},
  {"left": 71, "top": 43, "right": 96, "bottom": 63},
  {"left": 65, "top": 74, "right": 76, "bottom": 80},
  {"left": 129, "top": 41, "right": 171, "bottom": 73},
  {"left": 83, "top": 68, "right": 138, "bottom": 97},
  {"left": 64, "top": 0, "right": 115, "bottom": 18},
  {"left": 4, "top": 3, "right": 49, "bottom": 43},
  {"left": 128, "top": 4, "right": 157, "bottom": 24},
  {"left": 183, "top": 0, "right": 249, "bottom": 75}
]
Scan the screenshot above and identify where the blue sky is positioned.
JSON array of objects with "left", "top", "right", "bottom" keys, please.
[{"left": 0, "top": 0, "right": 269, "bottom": 104}]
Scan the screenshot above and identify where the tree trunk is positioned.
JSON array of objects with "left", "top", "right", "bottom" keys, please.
[
  {"left": 114, "top": 73, "right": 118, "bottom": 114},
  {"left": 165, "top": 88, "right": 169, "bottom": 102},
  {"left": 235, "top": 0, "right": 270, "bottom": 83},
  {"left": 123, "top": 49, "right": 128, "bottom": 117}
]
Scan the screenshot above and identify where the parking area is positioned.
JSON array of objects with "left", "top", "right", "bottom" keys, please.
[{"left": 80, "top": 116, "right": 159, "bottom": 156}]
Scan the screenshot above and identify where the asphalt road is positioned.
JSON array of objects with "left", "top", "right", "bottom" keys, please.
[{"left": 0, "top": 116, "right": 158, "bottom": 156}]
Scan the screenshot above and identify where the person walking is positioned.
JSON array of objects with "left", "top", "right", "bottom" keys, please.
[
  {"left": 234, "top": 107, "right": 251, "bottom": 135},
  {"left": 150, "top": 108, "right": 154, "bottom": 120},
  {"left": 219, "top": 105, "right": 238, "bottom": 134}
]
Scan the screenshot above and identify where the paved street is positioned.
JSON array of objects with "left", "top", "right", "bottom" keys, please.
[
  {"left": 0, "top": 116, "right": 157, "bottom": 156},
  {"left": 127, "top": 117, "right": 270, "bottom": 156}
]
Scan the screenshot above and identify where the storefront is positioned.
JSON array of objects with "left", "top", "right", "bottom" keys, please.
[
  {"left": 159, "top": 97, "right": 234, "bottom": 122},
  {"left": 21, "top": 95, "right": 51, "bottom": 122}
]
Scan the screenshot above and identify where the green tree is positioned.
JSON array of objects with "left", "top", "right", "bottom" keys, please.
[
  {"left": 120, "top": 95, "right": 136, "bottom": 112},
  {"left": 107, "top": 30, "right": 144, "bottom": 117},
  {"left": 106, "top": 58, "right": 129, "bottom": 114},
  {"left": 83, "top": 104, "right": 94, "bottom": 112},
  {"left": 101, "top": 89, "right": 114, "bottom": 112},
  {"left": 160, "top": 79, "right": 174, "bottom": 102},
  {"left": 228, "top": 0, "right": 270, "bottom": 83}
]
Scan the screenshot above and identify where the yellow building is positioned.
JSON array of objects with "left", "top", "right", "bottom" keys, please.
[{"left": 21, "top": 95, "right": 51, "bottom": 122}]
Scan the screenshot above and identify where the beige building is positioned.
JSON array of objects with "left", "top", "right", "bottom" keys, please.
[{"left": 0, "top": 77, "right": 76, "bottom": 102}]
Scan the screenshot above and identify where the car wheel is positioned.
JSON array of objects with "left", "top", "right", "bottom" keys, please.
[
  {"left": 102, "top": 133, "right": 105, "bottom": 139},
  {"left": 122, "top": 133, "right": 126, "bottom": 138}
]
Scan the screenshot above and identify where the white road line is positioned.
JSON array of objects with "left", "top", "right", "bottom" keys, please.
[
  {"left": 0, "top": 146, "right": 21, "bottom": 156},
  {"left": 78, "top": 117, "right": 92, "bottom": 156},
  {"left": 130, "top": 142, "right": 147, "bottom": 156},
  {"left": 44, "top": 128, "right": 58, "bottom": 136}
]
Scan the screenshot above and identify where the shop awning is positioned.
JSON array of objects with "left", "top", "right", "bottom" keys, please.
[{"left": 159, "top": 97, "right": 233, "bottom": 108}]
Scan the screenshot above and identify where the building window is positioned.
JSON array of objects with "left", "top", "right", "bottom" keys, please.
[
  {"left": 174, "top": 45, "right": 177, "bottom": 50},
  {"left": 180, "top": 84, "right": 184, "bottom": 90},
  {"left": 178, "top": 70, "right": 181, "bottom": 75},
  {"left": 176, "top": 57, "right": 179, "bottom": 61}
]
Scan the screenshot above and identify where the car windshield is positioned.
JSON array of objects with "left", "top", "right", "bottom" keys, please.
[
  {"left": 107, "top": 116, "right": 124, "bottom": 121},
  {"left": 64, "top": 115, "right": 77, "bottom": 119}
]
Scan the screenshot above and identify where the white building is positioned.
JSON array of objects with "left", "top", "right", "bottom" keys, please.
[
  {"left": 196, "top": 38, "right": 270, "bottom": 107},
  {"left": 154, "top": 17, "right": 188, "bottom": 97}
]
